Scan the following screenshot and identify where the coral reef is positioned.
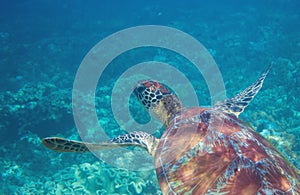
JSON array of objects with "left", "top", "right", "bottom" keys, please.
[
  {"left": 14, "top": 161, "right": 160, "bottom": 194},
  {"left": 0, "top": 82, "right": 73, "bottom": 141},
  {"left": 0, "top": 131, "right": 161, "bottom": 194}
]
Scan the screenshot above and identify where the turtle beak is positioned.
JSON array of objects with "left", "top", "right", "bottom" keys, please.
[{"left": 133, "top": 83, "right": 146, "bottom": 99}]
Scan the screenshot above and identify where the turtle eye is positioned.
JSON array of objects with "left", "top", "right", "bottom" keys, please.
[{"left": 136, "top": 86, "right": 145, "bottom": 93}]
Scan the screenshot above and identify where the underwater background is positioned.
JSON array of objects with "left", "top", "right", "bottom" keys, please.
[{"left": 0, "top": 0, "right": 299, "bottom": 194}]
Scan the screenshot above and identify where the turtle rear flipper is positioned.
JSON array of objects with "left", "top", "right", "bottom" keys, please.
[
  {"left": 42, "top": 131, "right": 159, "bottom": 156},
  {"left": 213, "top": 65, "right": 271, "bottom": 117}
]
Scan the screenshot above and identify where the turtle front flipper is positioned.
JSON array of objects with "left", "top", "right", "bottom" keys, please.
[
  {"left": 213, "top": 65, "right": 271, "bottom": 117},
  {"left": 42, "top": 131, "right": 159, "bottom": 156},
  {"left": 42, "top": 137, "right": 90, "bottom": 153}
]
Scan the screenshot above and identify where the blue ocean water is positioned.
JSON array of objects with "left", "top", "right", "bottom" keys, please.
[{"left": 0, "top": 0, "right": 299, "bottom": 194}]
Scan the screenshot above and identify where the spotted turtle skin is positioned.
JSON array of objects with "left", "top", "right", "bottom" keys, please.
[{"left": 155, "top": 107, "right": 300, "bottom": 195}]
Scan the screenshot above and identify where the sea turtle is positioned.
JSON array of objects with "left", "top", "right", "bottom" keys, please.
[{"left": 43, "top": 66, "right": 300, "bottom": 194}]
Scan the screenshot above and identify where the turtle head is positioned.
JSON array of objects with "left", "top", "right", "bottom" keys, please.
[{"left": 133, "top": 80, "right": 183, "bottom": 127}]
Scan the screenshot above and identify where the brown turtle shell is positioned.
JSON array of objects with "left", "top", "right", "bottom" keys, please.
[{"left": 155, "top": 107, "right": 300, "bottom": 195}]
